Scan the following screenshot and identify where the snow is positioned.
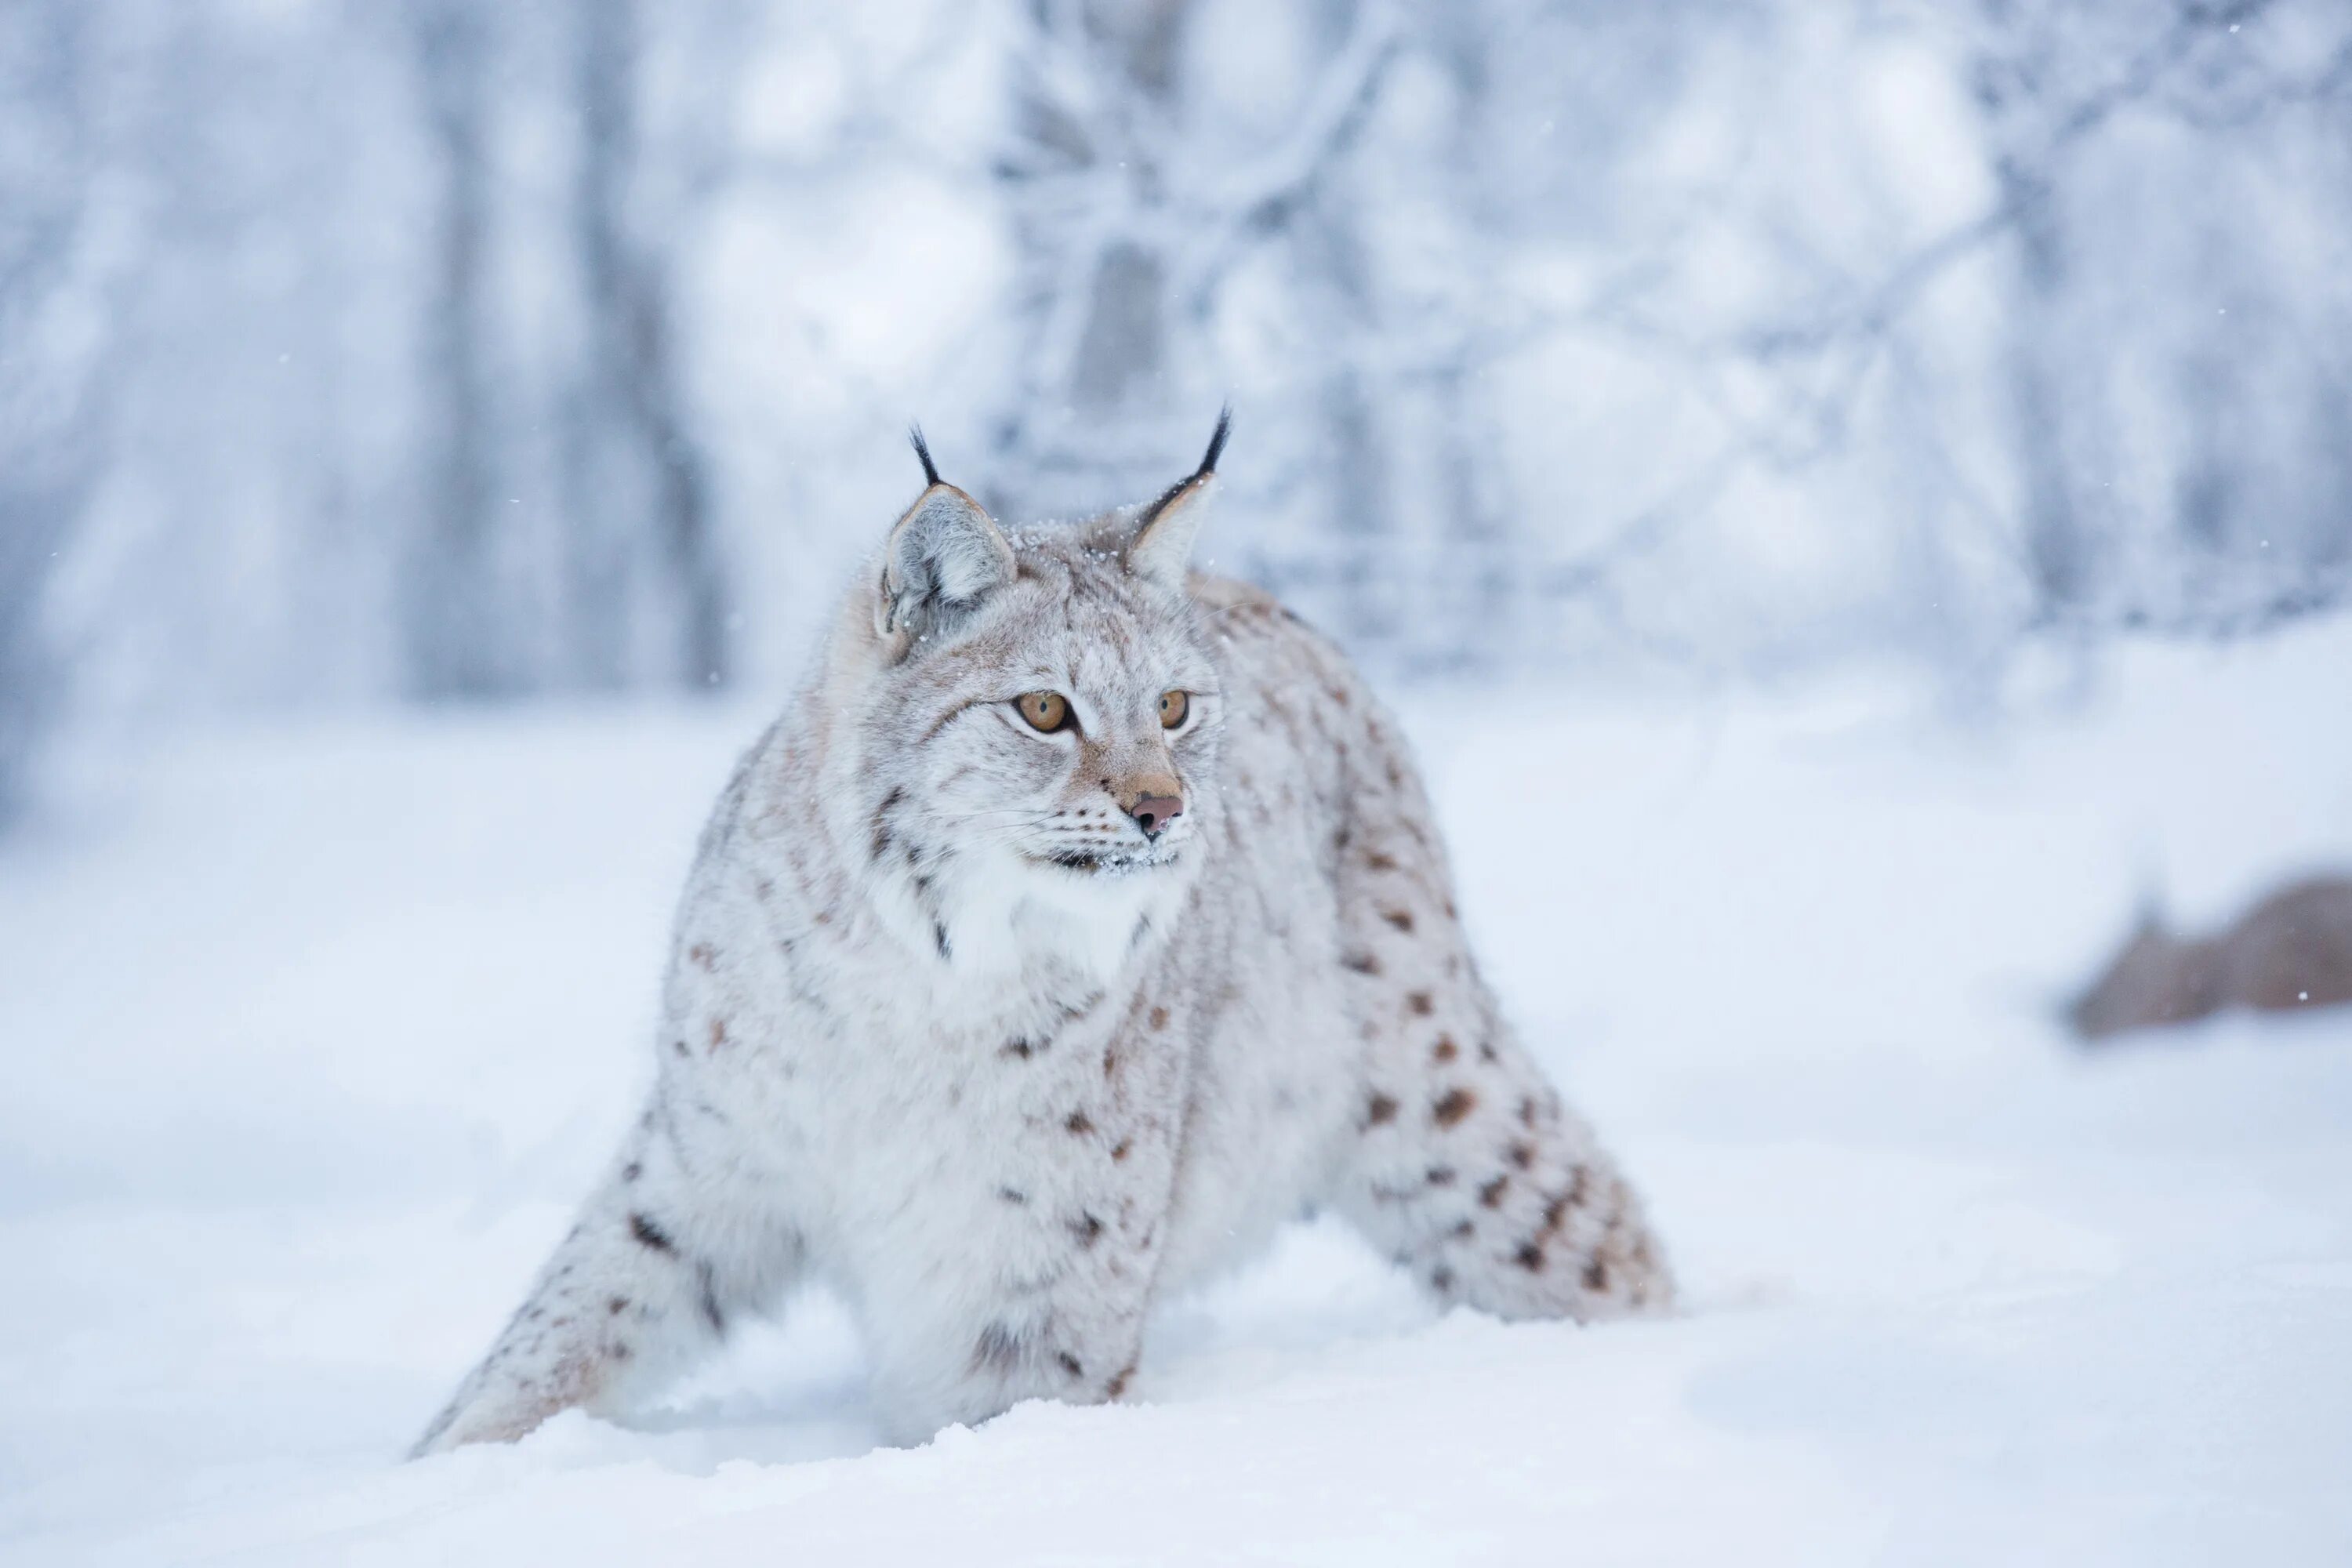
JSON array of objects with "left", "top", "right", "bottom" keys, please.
[{"left": 5, "top": 623, "right": 2351, "bottom": 1566}]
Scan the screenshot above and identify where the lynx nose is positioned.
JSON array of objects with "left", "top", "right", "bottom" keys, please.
[{"left": 1124, "top": 791, "right": 1183, "bottom": 839}]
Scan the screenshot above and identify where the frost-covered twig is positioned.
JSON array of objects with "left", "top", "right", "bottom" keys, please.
[{"left": 1176, "top": 5, "right": 1404, "bottom": 314}]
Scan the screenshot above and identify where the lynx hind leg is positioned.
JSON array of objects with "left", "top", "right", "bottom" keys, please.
[
  {"left": 1333, "top": 1025, "right": 1671, "bottom": 1320},
  {"left": 1324, "top": 709, "right": 1671, "bottom": 1320},
  {"left": 412, "top": 1112, "right": 802, "bottom": 1457}
]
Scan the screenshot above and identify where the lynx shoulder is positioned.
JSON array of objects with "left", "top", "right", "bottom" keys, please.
[{"left": 413, "top": 417, "right": 1670, "bottom": 1456}]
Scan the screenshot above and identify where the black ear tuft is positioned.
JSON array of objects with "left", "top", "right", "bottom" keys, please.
[
  {"left": 909, "top": 424, "right": 942, "bottom": 488},
  {"left": 1141, "top": 407, "right": 1233, "bottom": 527},
  {"left": 1195, "top": 405, "right": 1232, "bottom": 480}
]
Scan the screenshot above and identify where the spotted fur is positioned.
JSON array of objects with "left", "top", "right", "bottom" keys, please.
[{"left": 412, "top": 429, "right": 1670, "bottom": 1456}]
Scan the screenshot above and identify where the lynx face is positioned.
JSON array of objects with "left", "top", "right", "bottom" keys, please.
[
  {"left": 880, "top": 533, "right": 1224, "bottom": 882},
  {"left": 834, "top": 421, "right": 1233, "bottom": 970}
]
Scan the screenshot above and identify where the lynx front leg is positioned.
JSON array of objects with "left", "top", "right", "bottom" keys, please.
[
  {"left": 411, "top": 1106, "right": 803, "bottom": 1457},
  {"left": 857, "top": 1287, "right": 1151, "bottom": 1448}
]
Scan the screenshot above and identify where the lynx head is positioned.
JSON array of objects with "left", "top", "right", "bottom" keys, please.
[{"left": 822, "top": 415, "right": 1232, "bottom": 972}]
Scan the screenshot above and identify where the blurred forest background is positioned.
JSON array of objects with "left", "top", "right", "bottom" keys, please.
[{"left": 5, "top": 0, "right": 2351, "bottom": 827}]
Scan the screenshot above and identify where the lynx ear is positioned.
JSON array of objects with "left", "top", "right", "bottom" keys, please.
[
  {"left": 1127, "top": 408, "right": 1230, "bottom": 590},
  {"left": 877, "top": 428, "right": 1015, "bottom": 650}
]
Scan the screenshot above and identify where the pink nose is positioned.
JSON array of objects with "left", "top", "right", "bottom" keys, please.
[{"left": 1127, "top": 793, "right": 1183, "bottom": 838}]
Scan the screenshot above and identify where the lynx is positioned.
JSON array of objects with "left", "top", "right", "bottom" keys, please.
[
  {"left": 2069, "top": 875, "right": 2352, "bottom": 1041},
  {"left": 414, "top": 416, "right": 1671, "bottom": 1455}
]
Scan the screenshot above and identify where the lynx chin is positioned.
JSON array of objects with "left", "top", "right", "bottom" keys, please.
[{"left": 413, "top": 414, "right": 1671, "bottom": 1455}]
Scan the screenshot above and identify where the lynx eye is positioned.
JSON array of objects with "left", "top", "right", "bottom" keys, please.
[
  {"left": 1158, "top": 690, "right": 1189, "bottom": 730},
  {"left": 1015, "top": 691, "right": 1072, "bottom": 733}
]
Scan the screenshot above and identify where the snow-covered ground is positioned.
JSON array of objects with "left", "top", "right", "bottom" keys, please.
[{"left": 5, "top": 625, "right": 2350, "bottom": 1566}]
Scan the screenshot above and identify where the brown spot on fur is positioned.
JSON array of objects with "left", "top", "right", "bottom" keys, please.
[
  {"left": 1366, "top": 850, "right": 1399, "bottom": 872},
  {"left": 1406, "top": 991, "right": 1435, "bottom": 1017},
  {"left": 672, "top": 1039, "right": 689, "bottom": 1058},
  {"left": 1111, "top": 1139, "right": 1132, "bottom": 1162},
  {"left": 608, "top": 1296, "right": 628, "bottom": 1315},
  {"left": 1432, "top": 1087, "right": 1476, "bottom": 1127},
  {"left": 707, "top": 1018, "right": 728, "bottom": 1049},
  {"left": 1479, "top": 1175, "right": 1509, "bottom": 1208},
  {"left": 1508, "top": 1142, "right": 1535, "bottom": 1171},
  {"left": 1478, "top": 1040, "right": 1500, "bottom": 1064},
  {"left": 621, "top": 1161, "right": 641, "bottom": 1182},
  {"left": 1541, "top": 1194, "right": 1570, "bottom": 1235},
  {"left": 1065, "top": 1109, "right": 1094, "bottom": 1136},
  {"left": 1515, "top": 1242, "right": 1545, "bottom": 1272},
  {"left": 1432, "top": 1035, "right": 1459, "bottom": 1063},
  {"left": 628, "top": 1213, "right": 677, "bottom": 1256},
  {"left": 1431, "top": 1266, "right": 1454, "bottom": 1292},
  {"left": 1381, "top": 908, "right": 1414, "bottom": 933},
  {"left": 1106, "top": 1366, "right": 1135, "bottom": 1399},
  {"left": 1149, "top": 1006, "right": 1170, "bottom": 1030},
  {"left": 1342, "top": 951, "right": 1381, "bottom": 976},
  {"left": 870, "top": 787, "right": 905, "bottom": 862},
  {"left": 1450, "top": 1218, "right": 1476, "bottom": 1240},
  {"left": 1069, "top": 1212, "right": 1105, "bottom": 1247},
  {"left": 1583, "top": 1258, "right": 1610, "bottom": 1292},
  {"left": 1519, "top": 1096, "right": 1539, "bottom": 1128},
  {"left": 1366, "top": 1092, "right": 1400, "bottom": 1127},
  {"left": 1426, "top": 1165, "right": 1457, "bottom": 1187},
  {"left": 688, "top": 943, "right": 716, "bottom": 971},
  {"left": 1002, "top": 1039, "right": 1034, "bottom": 1061},
  {"left": 998, "top": 1186, "right": 1027, "bottom": 1204},
  {"left": 1057, "top": 1351, "right": 1084, "bottom": 1379}
]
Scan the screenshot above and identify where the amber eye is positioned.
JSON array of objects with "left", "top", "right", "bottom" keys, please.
[
  {"left": 1015, "top": 691, "right": 1071, "bottom": 733},
  {"left": 1158, "top": 690, "right": 1189, "bottom": 730}
]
